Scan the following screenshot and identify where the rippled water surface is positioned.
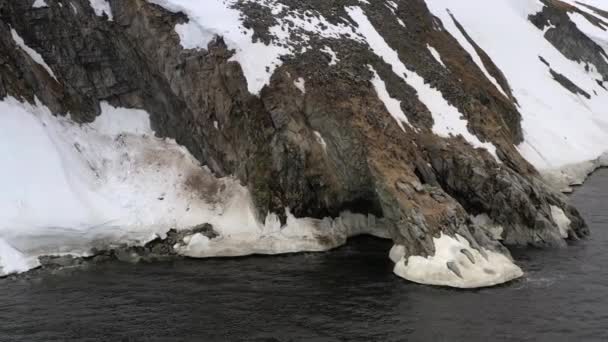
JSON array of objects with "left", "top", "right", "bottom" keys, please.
[{"left": 2, "top": 170, "right": 608, "bottom": 341}]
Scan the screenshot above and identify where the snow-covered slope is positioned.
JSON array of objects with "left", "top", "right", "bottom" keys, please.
[{"left": 425, "top": 0, "right": 608, "bottom": 189}]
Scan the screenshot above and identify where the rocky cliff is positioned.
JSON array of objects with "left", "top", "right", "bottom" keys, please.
[{"left": 1, "top": 0, "right": 607, "bottom": 288}]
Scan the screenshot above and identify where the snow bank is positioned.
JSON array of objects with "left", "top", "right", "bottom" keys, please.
[
  {"left": 0, "top": 97, "right": 389, "bottom": 276},
  {"left": 0, "top": 238, "right": 39, "bottom": 277},
  {"left": 0, "top": 97, "right": 240, "bottom": 274},
  {"left": 0, "top": 98, "right": 222, "bottom": 265},
  {"left": 425, "top": 0, "right": 608, "bottom": 186},
  {"left": 176, "top": 211, "right": 388, "bottom": 258},
  {"left": 392, "top": 234, "right": 523, "bottom": 288}
]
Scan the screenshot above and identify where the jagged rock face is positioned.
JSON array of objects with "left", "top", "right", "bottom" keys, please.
[{"left": 1, "top": 0, "right": 606, "bottom": 287}]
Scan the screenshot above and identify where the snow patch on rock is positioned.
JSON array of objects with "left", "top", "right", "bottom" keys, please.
[
  {"left": 321, "top": 46, "right": 339, "bottom": 65},
  {"left": 174, "top": 21, "right": 216, "bottom": 50},
  {"left": 10, "top": 28, "right": 57, "bottom": 82},
  {"left": 441, "top": 10, "right": 508, "bottom": 97},
  {"left": 32, "top": 0, "right": 48, "bottom": 8},
  {"left": 550, "top": 205, "right": 572, "bottom": 238},
  {"left": 87, "top": 0, "right": 112, "bottom": 20},
  {"left": 368, "top": 65, "right": 411, "bottom": 131},
  {"left": 313, "top": 131, "right": 327, "bottom": 151},
  {"left": 294, "top": 77, "right": 306, "bottom": 94},
  {"left": 427, "top": 44, "right": 446, "bottom": 67}
]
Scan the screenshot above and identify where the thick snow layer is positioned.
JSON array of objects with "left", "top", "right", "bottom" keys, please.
[
  {"left": 368, "top": 65, "right": 411, "bottom": 131},
  {"left": 10, "top": 28, "right": 57, "bottom": 82},
  {"left": 425, "top": 0, "right": 608, "bottom": 182},
  {"left": 174, "top": 21, "right": 216, "bottom": 50},
  {"left": 392, "top": 234, "right": 523, "bottom": 288},
  {"left": 32, "top": 0, "right": 48, "bottom": 8},
  {"left": 541, "top": 152, "right": 608, "bottom": 192},
  {"left": 176, "top": 211, "right": 389, "bottom": 258},
  {"left": 0, "top": 238, "right": 39, "bottom": 277},
  {"left": 348, "top": 7, "right": 498, "bottom": 159},
  {"left": 87, "top": 0, "right": 113, "bottom": 20},
  {"left": 0, "top": 97, "right": 245, "bottom": 273}
]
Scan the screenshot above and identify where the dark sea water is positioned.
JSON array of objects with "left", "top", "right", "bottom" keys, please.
[{"left": 2, "top": 170, "right": 608, "bottom": 342}]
